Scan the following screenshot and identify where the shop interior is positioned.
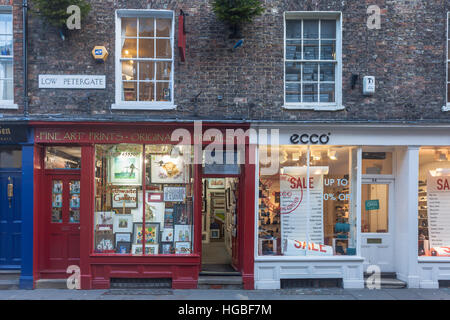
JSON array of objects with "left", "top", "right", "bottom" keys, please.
[{"left": 201, "top": 178, "right": 239, "bottom": 272}]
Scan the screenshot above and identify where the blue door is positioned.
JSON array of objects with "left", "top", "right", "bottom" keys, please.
[{"left": 0, "top": 171, "right": 22, "bottom": 269}]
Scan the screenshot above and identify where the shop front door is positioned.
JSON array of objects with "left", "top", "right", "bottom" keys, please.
[
  {"left": 361, "top": 180, "right": 395, "bottom": 272},
  {"left": 0, "top": 171, "right": 21, "bottom": 269},
  {"left": 44, "top": 173, "right": 81, "bottom": 276}
]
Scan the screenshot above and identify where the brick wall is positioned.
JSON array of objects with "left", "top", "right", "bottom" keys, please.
[{"left": 2, "top": 0, "right": 450, "bottom": 123}]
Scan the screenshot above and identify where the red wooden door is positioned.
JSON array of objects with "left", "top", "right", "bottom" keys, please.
[{"left": 44, "top": 172, "right": 81, "bottom": 276}]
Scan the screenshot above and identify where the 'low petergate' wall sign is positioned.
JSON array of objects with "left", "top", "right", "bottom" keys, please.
[{"left": 39, "top": 75, "right": 106, "bottom": 89}]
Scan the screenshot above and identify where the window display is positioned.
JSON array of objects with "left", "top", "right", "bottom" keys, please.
[
  {"left": 94, "top": 143, "right": 193, "bottom": 255},
  {"left": 418, "top": 147, "right": 450, "bottom": 257},
  {"left": 258, "top": 145, "right": 357, "bottom": 256}
]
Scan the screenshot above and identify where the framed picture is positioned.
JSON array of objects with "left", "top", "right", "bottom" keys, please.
[
  {"left": 207, "top": 178, "right": 225, "bottom": 189},
  {"left": 174, "top": 224, "right": 192, "bottom": 242},
  {"left": 162, "top": 228, "right": 174, "bottom": 242},
  {"left": 173, "top": 203, "right": 192, "bottom": 225},
  {"left": 214, "top": 209, "right": 225, "bottom": 222},
  {"left": 211, "top": 229, "right": 220, "bottom": 239},
  {"left": 145, "top": 244, "right": 159, "bottom": 255},
  {"left": 150, "top": 155, "right": 185, "bottom": 184},
  {"left": 164, "top": 208, "right": 174, "bottom": 228},
  {"left": 53, "top": 180, "right": 63, "bottom": 194},
  {"left": 52, "top": 193, "right": 63, "bottom": 208},
  {"left": 175, "top": 241, "right": 192, "bottom": 254},
  {"left": 213, "top": 198, "right": 225, "bottom": 207},
  {"left": 114, "top": 232, "right": 132, "bottom": 246},
  {"left": 146, "top": 192, "right": 163, "bottom": 202},
  {"left": 113, "top": 215, "right": 133, "bottom": 233},
  {"left": 70, "top": 194, "right": 80, "bottom": 209},
  {"left": 70, "top": 181, "right": 80, "bottom": 194},
  {"left": 115, "top": 241, "right": 132, "bottom": 254},
  {"left": 132, "top": 244, "right": 143, "bottom": 255},
  {"left": 133, "top": 222, "right": 160, "bottom": 245},
  {"left": 111, "top": 188, "right": 138, "bottom": 208},
  {"left": 145, "top": 199, "right": 165, "bottom": 224},
  {"left": 109, "top": 151, "right": 142, "bottom": 185},
  {"left": 95, "top": 211, "right": 114, "bottom": 231},
  {"left": 161, "top": 242, "right": 174, "bottom": 254},
  {"left": 164, "top": 186, "right": 186, "bottom": 202},
  {"left": 94, "top": 233, "right": 114, "bottom": 252}
]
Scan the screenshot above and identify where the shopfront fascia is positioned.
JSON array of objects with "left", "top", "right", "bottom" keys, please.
[
  {"left": 31, "top": 122, "right": 255, "bottom": 290},
  {"left": 252, "top": 124, "right": 450, "bottom": 289}
]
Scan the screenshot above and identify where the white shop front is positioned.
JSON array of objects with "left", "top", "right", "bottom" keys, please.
[{"left": 252, "top": 124, "right": 450, "bottom": 289}]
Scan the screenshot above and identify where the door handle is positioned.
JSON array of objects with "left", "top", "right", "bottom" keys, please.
[{"left": 7, "top": 177, "right": 13, "bottom": 208}]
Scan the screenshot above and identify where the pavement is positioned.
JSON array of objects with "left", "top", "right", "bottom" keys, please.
[{"left": 0, "top": 288, "right": 450, "bottom": 300}]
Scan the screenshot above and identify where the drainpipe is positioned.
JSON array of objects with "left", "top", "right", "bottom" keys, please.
[{"left": 22, "top": 0, "right": 28, "bottom": 117}]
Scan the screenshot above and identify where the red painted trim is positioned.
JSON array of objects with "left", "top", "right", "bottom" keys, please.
[{"left": 178, "top": 14, "right": 186, "bottom": 62}]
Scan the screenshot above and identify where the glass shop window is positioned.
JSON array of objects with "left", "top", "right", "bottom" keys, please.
[
  {"left": 418, "top": 147, "right": 450, "bottom": 257},
  {"left": 94, "top": 143, "right": 194, "bottom": 255},
  {"left": 45, "top": 147, "right": 81, "bottom": 169},
  {"left": 362, "top": 152, "right": 393, "bottom": 175},
  {"left": 258, "top": 145, "right": 357, "bottom": 256},
  {"left": 0, "top": 146, "right": 21, "bottom": 168}
]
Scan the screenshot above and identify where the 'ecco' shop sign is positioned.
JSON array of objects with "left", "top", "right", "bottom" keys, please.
[
  {"left": 290, "top": 133, "right": 331, "bottom": 145},
  {"left": 39, "top": 75, "right": 106, "bottom": 89}
]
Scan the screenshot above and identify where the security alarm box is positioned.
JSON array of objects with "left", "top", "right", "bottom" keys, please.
[{"left": 363, "top": 76, "right": 375, "bottom": 95}]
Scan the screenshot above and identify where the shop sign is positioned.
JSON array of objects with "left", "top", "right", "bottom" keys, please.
[
  {"left": 365, "top": 199, "right": 380, "bottom": 211},
  {"left": 0, "top": 124, "right": 28, "bottom": 144},
  {"left": 290, "top": 133, "right": 331, "bottom": 145},
  {"left": 39, "top": 75, "right": 106, "bottom": 89}
]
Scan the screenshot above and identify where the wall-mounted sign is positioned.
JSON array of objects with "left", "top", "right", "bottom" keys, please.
[
  {"left": 365, "top": 199, "right": 380, "bottom": 211},
  {"left": 290, "top": 133, "right": 331, "bottom": 145},
  {"left": 39, "top": 75, "right": 106, "bottom": 89},
  {"left": 0, "top": 124, "right": 28, "bottom": 144},
  {"left": 92, "top": 46, "right": 109, "bottom": 62}
]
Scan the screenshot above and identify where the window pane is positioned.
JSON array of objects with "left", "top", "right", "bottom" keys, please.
[
  {"left": 285, "top": 40, "right": 302, "bottom": 60},
  {"left": 0, "top": 146, "right": 21, "bottom": 168},
  {"left": 285, "top": 83, "right": 301, "bottom": 103},
  {"left": 285, "top": 62, "right": 301, "bottom": 82},
  {"left": 361, "top": 184, "right": 389, "bottom": 233},
  {"left": 52, "top": 181, "right": 63, "bottom": 223},
  {"left": 303, "top": 83, "right": 318, "bottom": 102},
  {"left": 320, "top": 63, "right": 335, "bottom": 82},
  {"left": 122, "top": 82, "right": 137, "bottom": 101},
  {"left": 320, "top": 83, "right": 335, "bottom": 102},
  {"left": 0, "top": 79, "right": 12, "bottom": 100},
  {"left": 45, "top": 147, "right": 81, "bottom": 169},
  {"left": 303, "top": 20, "right": 319, "bottom": 38},
  {"left": 321, "top": 20, "right": 336, "bottom": 39},
  {"left": 69, "top": 181, "right": 80, "bottom": 223},
  {"left": 139, "top": 18, "right": 154, "bottom": 37},
  {"left": 0, "top": 60, "right": 12, "bottom": 79},
  {"left": 139, "top": 82, "right": 154, "bottom": 101},
  {"left": 362, "top": 152, "right": 393, "bottom": 175},
  {"left": 122, "top": 61, "right": 136, "bottom": 81},
  {"left": 448, "top": 40, "right": 450, "bottom": 60},
  {"left": 321, "top": 40, "right": 336, "bottom": 60},
  {"left": 156, "top": 19, "right": 171, "bottom": 37},
  {"left": 156, "top": 82, "right": 171, "bottom": 101},
  {"left": 156, "top": 62, "right": 171, "bottom": 81},
  {"left": 138, "top": 39, "right": 154, "bottom": 58},
  {"left": 139, "top": 62, "right": 154, "bottom": 81},
  {"left": 302, "top": 63, "right": 318, "bottom": 82},
  {"left": 448, "top": 84, "right": 450, "bottom": 103},
  {"left": 156, "top": 39, "right": 172, "bottom": 58},
  {"left": 286, "top": 20, "right": 301, "bottom": 39},
  {"left": 121, "top": 38, "right": 137, "bottom": 58},
  {"left": 122, "top": 18, "right": 137, "bottom": 37},
  {"left": 0, "top": 13, "right": 12, "bottom": 35},
  {"left": 0, "top": 36, "right": 12, "bottom": 56},
  {"left": 303, "top": 40, "right": 319, "bottom": 60}
]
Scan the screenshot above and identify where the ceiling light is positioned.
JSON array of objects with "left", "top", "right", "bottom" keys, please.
[{"left": 328, "top": 150, "right": 337, "bottom": 160}]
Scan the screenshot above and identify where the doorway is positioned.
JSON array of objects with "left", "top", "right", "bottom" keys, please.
[
  {"left": 201, "top": 178, "right": 239, "bottom": 273},
  {"left": 361, "top": 179, "right": 395, "bottom": 272}
]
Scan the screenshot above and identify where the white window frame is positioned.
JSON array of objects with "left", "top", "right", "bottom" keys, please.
[
  {"left": 444, "top": 12, "right": 450, "bottom": 112},
  {"left": 112, "top": 9, "right": 176, "bottom": 110},
  {"left": 282, "top": 11, "right": 343, "bottom": 111},
  {"left": 0, "top": 5, "right": 16, "bottom": 109}
]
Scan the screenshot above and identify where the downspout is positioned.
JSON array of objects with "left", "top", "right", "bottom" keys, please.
[{"left": 22, "top": 0, "right": 28, "bottom": 117}]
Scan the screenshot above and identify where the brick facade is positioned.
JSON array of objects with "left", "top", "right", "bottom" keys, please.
[{"left": 2, "top": 0, "right": 450, "bottom": 123}]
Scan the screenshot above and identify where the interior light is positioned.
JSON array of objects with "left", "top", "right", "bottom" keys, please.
[
  {"left": 125, "top": 50, "right": 129, "bottom": 55},
  {"left": 430, "top": 168, "right": 450, "bottom": 177},
  {"left": 328, "top": 150, "right": 337, "bottom": 161},
  {"left": 292, "top": 152, "right": 301, "bottom": 161},
  {"left": 283, "top": 166, "right": 329, "bottom": 175},
  {"left": 435, "top": 150, "right": 448, "bottom": 162}
]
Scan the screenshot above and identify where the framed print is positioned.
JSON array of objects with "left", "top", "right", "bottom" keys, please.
[
  {"left": 173, "top": 203, "right": 192, "bottom": 225},
  {"left": 53, "top": 180, "right": 63, "bottom": 194},
  {"left": 109, "top": 151, "right": 142, "bottom": 185},
  {"left": 132, "top": 244, "right": 143, "bottom": 255},
  {"left": 175, "top": 242, "right": 192, "bottom": 254},
  {"left": 94, "top": 233, "right": 114, "bottom": 252},
  {"left": 207, "top": 178, "right": 225, "bottom": 189},
  {"left": 70, "top": 194, "right": 80, "bottom": 209},
  {"left": 164, "top": 208, "right": 174, "bottom": 228},
  {"left": 113, "top": 215, "right": 133, "bottom": 233},
  {"left": 162, "top": 228, "right": 174, "bottom": 242},
  {"left": 52, "top": 193, "right": 63, "bottom": 208},
  {"left": 174, "top": 224, "right": 192, "bottom": 242},
  {"left": 145, "top": 244, "right": 159, "bottom": 255},
  {"left": 116, "top": 241, "right": 132, "bottom": 254},
  {"left": 133, "top": 222, "right": 160, "bottom": 244},
  {"left": 95, "top": 211, "right": 114, "bottom": 231},
  {"left": 115, "top": 232, "right": 132, "bottom": 246},
  {"left": 214, "top": 209, "right": 225, "bottom": 222},
  {"left": 146, "top": 192, "right": 163, "bottom": 202},
  {"left": 70, "top": 180, "right": 80, "bottom": 194},
  {"left": 150, "top": 155, "right": 185, "bottom": 184},
  {"left": 164, "top": 186, "right": 186, "bottom": 202},
  {"left": 213, "top": 198, "right": 225, "bottom": 207},
  {"left": 145, "top": 199, "right": 165, "bottom": 224},
  {"left": 161, "top": 242, "right": 174, "bottom": 254},
  {"left": 112, "top": 188, "right": 138, "bottom": 208},
  {"left": 211, "top": 229, "right": 220, "bottom": 239}
]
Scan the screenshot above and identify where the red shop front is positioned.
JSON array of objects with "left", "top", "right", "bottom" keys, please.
[{"left": 31, "top": 122, "right": 255, "bottom": 290}]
